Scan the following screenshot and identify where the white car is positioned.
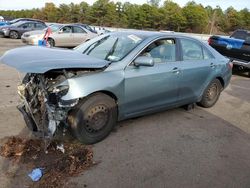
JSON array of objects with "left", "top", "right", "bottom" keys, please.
[{"left": 21, "top": 24, "right": 98, "bottom": 47}]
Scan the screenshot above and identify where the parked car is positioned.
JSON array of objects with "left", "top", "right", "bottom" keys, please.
[
  {"left": 93, "top": 27, "right": 111, "bottom": 35},
  {"left": 0, "top": 16, "right": 8, "bottom": 27},
  {"left": 0, "top": 20, "right": 47, "bottom": 39},
  {"left": 0, "top": 31, "right": 232, "bottom": 144},
  {"left": 21, "top": 24, "right": 98, "bottom": 47},
  {"left": 8, "top": 18, "right": 45, "bottom": 25},
  {"left": 74, "top": 23, "right": 97, "bottom": 34},
  {"left": 208, "top": 29, "right": 250, "bottom": 76}
]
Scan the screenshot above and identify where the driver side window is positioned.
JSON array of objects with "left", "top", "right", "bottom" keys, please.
[
  {"left": 139, "top": 39, "right": 176, "bottom": 63},
  {"left": 61, "top": 26, "right": 72, "bottom": 33}
]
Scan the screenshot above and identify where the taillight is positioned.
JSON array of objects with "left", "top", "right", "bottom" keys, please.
[
  {"left": 208, "top": 37, "right": 212, "bottom": 45},
  {"left": 228, "top": 61, "right": 233, "bottom": 69}
]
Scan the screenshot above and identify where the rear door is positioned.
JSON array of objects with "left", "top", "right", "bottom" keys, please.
[
  {"left": 177, "top": 37, "right": 215, "bottom": 103},
  {"left": 18, "top": 23, "right": 34, "bottom": 35},
  {"left": 72, "top": 26, "right": 88, "bottom": 46}
]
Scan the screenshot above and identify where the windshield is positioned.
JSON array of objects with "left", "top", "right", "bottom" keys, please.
[
  {"left": 74, "top": 33, "right": 144, "bottom": 62},
  {"left": 9, "top": 18, "right": 20, "bottom": 24},
  {"left": 44, "top": 24, "right": 62, "bottom": 32}
]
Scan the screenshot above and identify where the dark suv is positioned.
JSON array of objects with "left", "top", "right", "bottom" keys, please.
[{"left": 0, "top": 21, "right": 47, "bottom": 39}]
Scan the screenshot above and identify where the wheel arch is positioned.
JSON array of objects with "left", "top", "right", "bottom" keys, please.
[
  {"left": 215, "top": 76, "right": 225, "bottom": 89},
  {"left": 47, "top": 37, "right": 55, "bottom": 46},
  {"left": 81, "top": 90, "right": 119, "bottom": 118},
  {"left": 9, "top": 30, "right": 20, "bottom": 38}
]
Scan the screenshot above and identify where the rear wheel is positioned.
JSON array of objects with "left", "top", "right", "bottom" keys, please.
[
  {"left": 68, "top": 93, "right": 117, "bottom": 144},
  {"left": 198, "top": 79, "right": 222, "bottom": 108},
  {"left": 9, "top": 31, "right": 19, "bottom": 39}
]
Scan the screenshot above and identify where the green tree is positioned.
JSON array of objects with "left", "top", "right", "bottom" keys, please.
[
  {"left": 182, "top": 1, "right": 209, "bottom": 33},
  {"left": 162, "top": 0, "right": 186, "bottom": 31},
  {"left": 225, "top": 6, "right": 242, "bottom": 31}
]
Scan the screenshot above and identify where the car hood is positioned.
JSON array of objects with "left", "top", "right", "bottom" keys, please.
[{"left": 0, "top": 46, "right": 110, "bottom": 73}]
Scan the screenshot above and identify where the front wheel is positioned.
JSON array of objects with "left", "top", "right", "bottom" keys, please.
[
  {"left": 47, "top": 38, "right": 55, "bottom": 47},
  {"left": 68, "top": 93, "right": 117, "bottom": 144},
  {"left": 197, "top": 79, "right": 222, "bottom": 108}
]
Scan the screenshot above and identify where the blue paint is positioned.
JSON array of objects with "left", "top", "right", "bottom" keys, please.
[{"left": 217, "top": 37, "right": 244, "bottom": 49}]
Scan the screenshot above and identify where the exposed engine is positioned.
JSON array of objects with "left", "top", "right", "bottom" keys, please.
[{"left": 16, "top": 69, "right": 88, "bottom": 140}]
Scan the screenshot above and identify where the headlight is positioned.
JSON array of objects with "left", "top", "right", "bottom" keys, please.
[
  {"left": 52, "top": 85, "right": 69, "bottom": 96},
  {"left": 2, "top": 28, "right": 9, "bottom": 31},
  {"left": 47, "top": 85, "right": 69, "bottom": 105}
]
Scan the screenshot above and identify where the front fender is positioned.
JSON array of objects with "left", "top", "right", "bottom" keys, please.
[{"left": 61, "top": 70, "right": 124, "bottom": 102}]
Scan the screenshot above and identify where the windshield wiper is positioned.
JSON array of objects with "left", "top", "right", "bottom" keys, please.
[
  {"left": 84, "top": 36, "right": 109, "bottom": 55},
  {"left": 104, "top": 38, "right": 119, "bottom": 61}
]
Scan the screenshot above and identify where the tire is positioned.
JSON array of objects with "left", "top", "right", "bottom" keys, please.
[
  {"left": 9, "top": 31, "right": 19, "bottom": 39},
  {"left": 47, "top": 38, "right": 55, "bottom": 47},
  {"left": 198, "top": 79, "right": 222, "bottom": 108},
  {"left": 68, "top": 93, "right": 117, "bottom": 144}
]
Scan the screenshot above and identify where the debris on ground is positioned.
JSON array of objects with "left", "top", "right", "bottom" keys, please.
[
  {"left": 0, "top": 136, "right": 95, "bottom": 188},
  {"left": 56, "top": 143, "right": 65, "bottom": 153},
  {"left": 28, "top": 168, "right": 44, "bottom": 182}
]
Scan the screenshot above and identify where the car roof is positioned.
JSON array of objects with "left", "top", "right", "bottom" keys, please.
[
  {"left": 17, "top": 20, "right": 45, "bottom": 24},
  {"left": 107, "top": 30, "right": 184, "bottom": 39},
  {"left": 108, "top": 30, "right": 206, "bottom": 42}
]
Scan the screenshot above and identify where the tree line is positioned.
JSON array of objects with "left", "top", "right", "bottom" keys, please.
[{"left": 0, "top": 0, "right": 249, "bottom": 34}]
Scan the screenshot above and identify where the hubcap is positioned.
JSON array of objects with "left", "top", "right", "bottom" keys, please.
[
  {"left": 206, "top": 83, "right": 218, "bottom": 101},
  {"left": 85, "top": 105, "right": 109, "bottom": 133},
  {"left": 10, "top": 32, "right": 18, "bottom": 39}
]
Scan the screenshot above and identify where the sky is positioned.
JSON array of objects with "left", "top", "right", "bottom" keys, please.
[{"left": 0, "top": 0, "right": 249, "bottom": 11}]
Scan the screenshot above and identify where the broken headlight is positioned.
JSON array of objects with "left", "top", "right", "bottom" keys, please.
[
  {"left": 52, "top": 85, "right": 69, "bottom": 96},
  {"left": 48, "top": 85, "right": 69, "bottom": 105}
]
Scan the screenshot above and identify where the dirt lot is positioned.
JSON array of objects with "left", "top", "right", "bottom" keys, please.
[{"left": 0, "top": 38, "right": 250, "bottom": 188}]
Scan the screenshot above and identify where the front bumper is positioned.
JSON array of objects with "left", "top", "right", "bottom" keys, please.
[
  {"left": 0, "top": 30, "right": 4, "bottom": 37},
  {"left": 21, "top": 37, "right": 38, "bottom": 45},
  {"left": 1, "top": 29, "right": 10, "bottom": 37}
]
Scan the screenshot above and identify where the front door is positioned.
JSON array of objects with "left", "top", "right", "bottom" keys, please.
[
  {"left": 56, "top": 26, "right": 73, "bottom": 47},
  {"left": 124, "top": 38, "right": 181, "bottom": 116}
]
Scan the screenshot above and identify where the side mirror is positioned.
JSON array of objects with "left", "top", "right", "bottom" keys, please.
[
  {"left": 58, "top": 30, "right": 63, "bottom": 34},
  {"left": 134, "top": 56, "right": 154, "bottom": 67}
]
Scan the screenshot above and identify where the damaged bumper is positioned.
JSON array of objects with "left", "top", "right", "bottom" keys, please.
[{"left": 17, "top": 74, "right": 79, "bottom": 139}]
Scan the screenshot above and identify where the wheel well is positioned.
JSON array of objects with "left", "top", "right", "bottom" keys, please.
[
  {"left": 95, "top": 91, "right": 118, "bottom": 103},
  {"left": 10, "top": 30, "right": 19, "bottom": 35},
  {"left": 216, "top": 77, "right": 224, "bottom": 88},
  {"left": 48, "top": 37, "right": 54, "bottom": 42}
]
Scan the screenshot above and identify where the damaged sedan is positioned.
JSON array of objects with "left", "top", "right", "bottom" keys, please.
[{"left": 0, "top": 31, "right": 232, "bottom": 144}]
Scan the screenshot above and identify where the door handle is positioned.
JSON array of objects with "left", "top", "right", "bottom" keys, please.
[
  {"left": 172, "top": 67, "right": 180, "bottom": 74},
  {"left": 210, "top": 63, "right": 215, "bottom": 68}
]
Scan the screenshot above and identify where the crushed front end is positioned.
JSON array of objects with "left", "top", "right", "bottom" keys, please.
[{"left": 17, "top": 71, "right": 79, "bottom": 141}]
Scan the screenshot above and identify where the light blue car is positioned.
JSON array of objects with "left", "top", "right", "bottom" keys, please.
[{"left": 0, "top": 31, "right": 232, "bottom": 144}]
